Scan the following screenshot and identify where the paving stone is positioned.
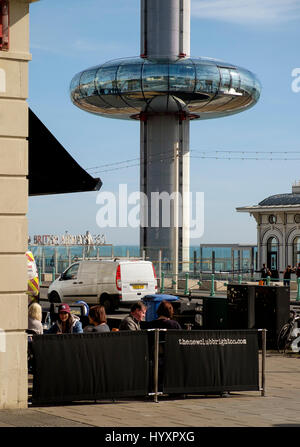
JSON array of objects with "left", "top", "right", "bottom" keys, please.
[{"left": 1, "top": 354, "right": 300, "bottom": 427}]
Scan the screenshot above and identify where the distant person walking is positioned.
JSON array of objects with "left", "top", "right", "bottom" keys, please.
[
  {"left": 260, "top": 264, "right": 271, "bottom": 284},
  {"left": 295, "top": 263, "right": 300, "bottom": 279},
  {"left": 283, "top": 265, "right": 294, "bottom": 287},
  {"left": 119, "top": 301, "right": 147, "bottom": 331}
]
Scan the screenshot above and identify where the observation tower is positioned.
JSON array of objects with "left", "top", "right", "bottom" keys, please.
[{"left": 70, "top": 0, "right": 261, "bottom": 271}]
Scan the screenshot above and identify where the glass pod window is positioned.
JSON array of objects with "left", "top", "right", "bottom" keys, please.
[
  {"left": 193, "top": 63, "right": 220, "bottom": 95},
  {"left": 168, "top": 60, "right": 195, "bottom": 92},
  {"left": 117, "top": 61, "right": 142, "bottom": 93},
  {"left": 142, "top": 62, "right": 169, "bottom": 93},
  {"left": 96, "top": 63, "right": 119, "bottom": 96},
  {"left": 79, "top": 68, "right": 98, "bottom": 98},
  {"left": 239, "top": 68, "right": 255, "bottom": 96},
  {"left": 219, "top": 68, "right": 231, "bottom": 93}
]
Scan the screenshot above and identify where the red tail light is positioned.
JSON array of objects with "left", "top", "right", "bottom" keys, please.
[
  {"left": 152, "top": 264, "right": 157, "bottom": 278},
  {"left": 152, "top": 264, "right": 158, "bottom": 290},
  {"left": 116, "top": 265, "right": 121, "bottom": 291}
]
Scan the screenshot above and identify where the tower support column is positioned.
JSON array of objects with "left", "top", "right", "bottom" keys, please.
[
  {"left": 141, "top": 0, "right": 190, "bottom": 60},
  {"left": 140, "top": 115, "right": 190, "bottom": 271}
]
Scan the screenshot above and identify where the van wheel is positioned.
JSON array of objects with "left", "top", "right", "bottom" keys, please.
[
  {"left": 49, "top": 292, "right": 61, "bottom": 303},
  {"left": 100, "top": 294, "right": 114, "bottom": 313}
]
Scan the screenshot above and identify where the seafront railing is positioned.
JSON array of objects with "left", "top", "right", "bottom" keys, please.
[{"left": 33, "top": 252, "right": 300, "bottom": 301}]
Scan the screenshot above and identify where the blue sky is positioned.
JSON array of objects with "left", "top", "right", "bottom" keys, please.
[{"left": 28, "top": 0, "right": 300, "bottom": 246}]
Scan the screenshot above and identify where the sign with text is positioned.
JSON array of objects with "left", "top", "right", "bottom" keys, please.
[
  {"left": 28, "top": 231, "right": 105, "bottom": 246},
  {"left": 163, "top": 330, "right": 259, "bottom": 394}
]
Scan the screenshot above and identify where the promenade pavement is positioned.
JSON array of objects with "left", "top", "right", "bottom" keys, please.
[{"left": 0, "top": 352, "right": 300, "bottom": 428}]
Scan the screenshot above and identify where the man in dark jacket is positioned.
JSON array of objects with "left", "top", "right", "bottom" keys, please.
[
  {"left": 283, "top": 265, "right": 294, "bottom": 287},
  {"left": 119, "top": 301, "right": 147, "bottom": 331},
  {"left": 260, "top": 264, "right": 271, "bottom": 284}
]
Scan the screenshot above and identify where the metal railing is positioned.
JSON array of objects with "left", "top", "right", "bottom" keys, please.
[{"left": 34, "top": 252, "right": 300, "bottom": 302}]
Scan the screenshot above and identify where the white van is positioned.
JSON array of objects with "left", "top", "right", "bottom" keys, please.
[{"left": 47, "top": 259, "right": 157, "bottom": 312}]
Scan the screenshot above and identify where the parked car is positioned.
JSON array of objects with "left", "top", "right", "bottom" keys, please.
[{"left": 47, "top": 259, "right": 157, "bottom": 312}]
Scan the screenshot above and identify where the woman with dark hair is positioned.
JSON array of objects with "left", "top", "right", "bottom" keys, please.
[
  {"left": 148, "top": 300, "right": 181, "bottom": 329},
  {"left": 83, "top": 305, "right": 110, "bottom": 333},
  {"left": 47, "top": 303, "right": 83, "bottom": 334}
]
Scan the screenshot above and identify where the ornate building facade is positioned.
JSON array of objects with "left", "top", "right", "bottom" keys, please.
[{"left": 237, "top": 182, "right": 300, "bottom": 275}]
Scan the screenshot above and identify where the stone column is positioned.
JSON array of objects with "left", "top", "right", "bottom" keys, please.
[{"left": 0, "top": 0, "right": 34, "bottom": 409}]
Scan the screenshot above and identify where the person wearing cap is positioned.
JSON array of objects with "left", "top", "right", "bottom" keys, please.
[{"left": 47, "top": 303, "right": 83, "bottom": 334}]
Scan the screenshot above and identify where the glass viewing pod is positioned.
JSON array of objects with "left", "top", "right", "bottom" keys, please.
[{"left": 70, "top": 57, "right": 261, "bottom": 121}]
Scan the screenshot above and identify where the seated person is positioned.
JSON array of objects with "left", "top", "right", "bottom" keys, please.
[
  {"left": 83, "top": 305, "right": 110, "bottom": 333},
  {"left": 28, "top": 302, "right": 44, "bottom": 335},
  {"left": 47, "top": 303, "right": 83, "bottom": 334},
  {"left": 147, "top": 300, "right": 182, "bottom": 329},
  {"left": 119, "top": 301, "right": 147, "bottom": 331}
]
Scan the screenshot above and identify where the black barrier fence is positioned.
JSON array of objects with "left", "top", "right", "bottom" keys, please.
[
  {"left": 163, "top": 330, "right": 259, "bottom": 395},
  {"left": 31, "top": 329, "right": 266, "bottom": 405},
  {"left": 31, "top": 331, "right": 149, "bottom": 405}
]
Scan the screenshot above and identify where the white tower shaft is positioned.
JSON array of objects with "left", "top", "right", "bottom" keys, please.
[
  {"left": 140, "top": 0, "right": 191, "bottom": 276},
  {"left": 141, "top": 0, "right": 190, "bottom": 60}
]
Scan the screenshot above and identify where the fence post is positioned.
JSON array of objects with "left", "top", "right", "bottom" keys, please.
[
  {"left": 52, "top": 266, "right": 56, "bottom": 282},
  {"left": 259, "top": 329, "right": 267, "bottom": 397},
  {"left": 54, "top": 249, "right": 58, "bottom": 275},
  {"left": 297, "top": 278, "right": 300, "bottom": 301},
  {"left": 42, "top": 251, "right": 45, "bottom": 276},
  {"left": 160, "top": 272, "right": 165, "bottom": 294},
  {"left": 197, "top": 272, "right": 202, "bottom": 289},
  {"left": 184, "top": 272, "right": 189, "bottom": 295},
  {"left": 153, "top": 329, "right": 160, "bottom": 403},
  {"left": 266, "top": 275, "right": 271, "bottom": 286},
  {"left": 158, "top": 250, "right": 162, "bottom": 287},
  {"left": 210, "top": 274, "right": 215, "bottom": 297},
  {"left": 172, "top": 275, "right": 177, "bottom": 293}
]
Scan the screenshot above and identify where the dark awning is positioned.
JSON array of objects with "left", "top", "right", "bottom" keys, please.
[{"left": 28, "top": 108, "right": 102, "bottom": 196}]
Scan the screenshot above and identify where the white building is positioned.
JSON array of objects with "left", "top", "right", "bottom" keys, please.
[{"left": 237, "top": 182, "right": 300, "bottom": 275}]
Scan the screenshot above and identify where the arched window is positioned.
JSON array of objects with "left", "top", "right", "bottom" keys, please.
[
  {"left": 293, "top": 237, "right": 300, "bottom": 266},
  {"left": 267, "top": 237, "right": 278, "bottom": 271}
]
